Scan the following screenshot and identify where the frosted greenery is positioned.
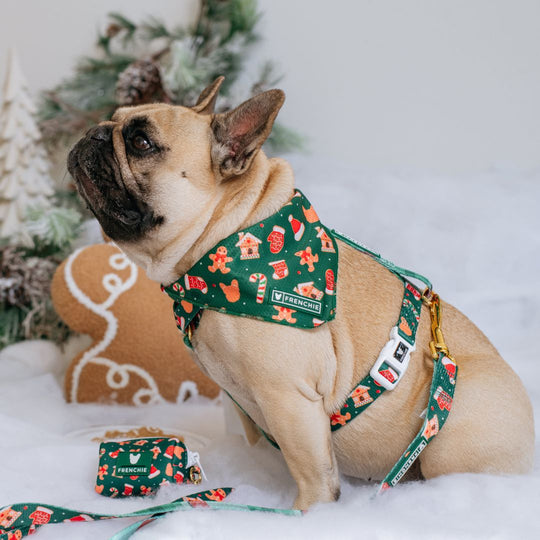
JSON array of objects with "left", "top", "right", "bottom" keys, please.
[{"left": 39, "top": 0, "right": 304, "bottom": 153}]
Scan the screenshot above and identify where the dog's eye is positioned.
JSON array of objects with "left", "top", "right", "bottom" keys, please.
[{"left": 132, "top": 134, "right": 151, "bottom": 151}]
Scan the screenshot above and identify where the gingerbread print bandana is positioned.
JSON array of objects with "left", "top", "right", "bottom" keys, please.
[{"left": 162, "top": 190, "right": 338, "bottom": 347}]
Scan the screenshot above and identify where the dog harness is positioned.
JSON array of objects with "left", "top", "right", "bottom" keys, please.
[{"left": 162, "top": 190, "right": 458, "bottom": 493}]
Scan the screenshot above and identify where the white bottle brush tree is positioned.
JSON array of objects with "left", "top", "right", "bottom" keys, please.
[{"left": 0, "top": 49, "right": 54, "bottom": 238}]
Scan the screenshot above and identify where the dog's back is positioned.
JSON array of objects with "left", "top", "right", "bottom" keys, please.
[{"left": 330, "top": 240, "right": 534, "bottom": 479}]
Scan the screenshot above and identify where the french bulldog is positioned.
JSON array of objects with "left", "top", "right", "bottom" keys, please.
[{"left": 67, "top": 77, "right": 534, "bottom": 509}]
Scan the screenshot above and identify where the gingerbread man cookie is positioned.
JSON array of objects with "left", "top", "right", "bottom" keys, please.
[
  {"left": 330, "top": 411, "right": 352, "bottom": 426},
  {"left": 208, "top": 246, "right": 233, "bottom": 273},
  {"left": 295, "top": 246, "right": 319, "bottom": 272},
  {"left": 272, "top": 306, "right": 297, "bottom": 324},
  {"left": 51, "top": 243, "right": 220, "bottom": 405}
]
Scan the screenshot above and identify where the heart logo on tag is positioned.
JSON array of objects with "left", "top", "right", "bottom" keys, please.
[
  {"left": 129, "top": 453, "right": 141, "bottom": 465},
  {"left": 275, "top": 293, "right": 282, "bottom": 300}
]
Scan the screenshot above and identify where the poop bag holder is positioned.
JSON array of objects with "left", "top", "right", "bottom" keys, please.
[{"left": 96, "top": 437, "right": 204, "bottom": 497}]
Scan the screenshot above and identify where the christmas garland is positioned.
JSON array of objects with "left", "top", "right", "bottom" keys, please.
[{"left": 39, "top": 0, "right": 304, "bottom": 154}]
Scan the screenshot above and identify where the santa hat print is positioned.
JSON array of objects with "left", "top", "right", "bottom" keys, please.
[
  {"left": 148, "top": 465, "right": 161, "bottom": 479},
  {"left": 288, "top": 214, "right": 305, "bottom": 241}
]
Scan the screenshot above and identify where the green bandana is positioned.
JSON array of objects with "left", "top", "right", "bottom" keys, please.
[{"left": 162, "top": 190, "right": 338, "bottom": 347}]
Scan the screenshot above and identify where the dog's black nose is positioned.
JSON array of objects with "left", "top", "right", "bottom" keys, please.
[{"left": 88, "top": 125, "right": 112, "bottom": 142}]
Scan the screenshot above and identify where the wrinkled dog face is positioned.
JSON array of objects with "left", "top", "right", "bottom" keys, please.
[
  {"left": 68, "top": 77, "right": 284, "bottom": 279},
  {"left": 67, "top": 103, "right": 216, "bottom": 244}
]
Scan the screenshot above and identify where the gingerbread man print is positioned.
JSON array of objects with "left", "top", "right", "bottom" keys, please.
[
  {"left": 272, "top": 306, "right": 297, "bottom": 324},
  {"left": 295, "top": 246, "right": 319, "bottom": 272},
  {"left": 208, "top": 246, "right": 233, "bottom": 273},
  {"left": 220, "top": 279, "right": 241, "bottom": 303},
  {"left": 330, "top": 411, "right": 351, "bottom": 426}
]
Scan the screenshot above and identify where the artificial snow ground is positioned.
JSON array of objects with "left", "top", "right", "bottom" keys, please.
[{"left": 1, "top": 155, "right": 540, "bottom": 539}]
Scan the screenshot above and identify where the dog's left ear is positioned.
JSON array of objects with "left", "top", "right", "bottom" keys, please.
[
  {"left": 192, "top": 76, "right": 225, "bottom": 115},
  {"left": 210, "top": 89, "right": 285, "bottom": 181}
]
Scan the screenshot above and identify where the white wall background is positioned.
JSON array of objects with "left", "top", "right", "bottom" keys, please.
[{"left": 1, "top": 0, "right": 540, "bottom": 175}]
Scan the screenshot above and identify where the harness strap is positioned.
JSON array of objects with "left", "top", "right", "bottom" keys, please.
[
  {"left": 227, "top": 277, "right": 423, "bottom": 442},
  {"left": 223, "top": 247, "right": 457, "bottom": 495},
  {"left": 331, "top": 229, "right": 433, "bottom": 292}
]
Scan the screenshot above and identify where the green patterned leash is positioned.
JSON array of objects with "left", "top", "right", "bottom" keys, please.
[
  {"left": 109, "top": 498, "right": 302, "bottom": 540},
  {"left": 378, "top": 291, "right": 458, "bottom": 492},
  {"left": 0, "top": 488, "right": 301, "bottom": 540}
]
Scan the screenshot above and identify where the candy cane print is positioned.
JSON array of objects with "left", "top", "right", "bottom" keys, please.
[{"left": 249, "top": 273, "right": 268, "bottom": 303}]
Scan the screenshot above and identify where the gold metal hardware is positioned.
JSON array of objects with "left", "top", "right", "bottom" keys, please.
[
  {"left": 189, "top": 466, "right": 202, "bottom": 484},
  {"left": 422, "top": 288, "right": 455, "bottom": 363}
]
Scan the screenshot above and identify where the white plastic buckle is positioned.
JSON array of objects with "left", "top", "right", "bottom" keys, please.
[{"left": 370, "top": 326, "right": 415, "bottom": 390}]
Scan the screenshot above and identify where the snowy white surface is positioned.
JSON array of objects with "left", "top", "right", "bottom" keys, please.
[{"left": 1, "top": 158, "right": 539, "bottom": 539}]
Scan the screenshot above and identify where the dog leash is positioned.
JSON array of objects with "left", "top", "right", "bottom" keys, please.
[
  {"left": 1, "top": 294, "right": 455, "bottom": 539},
  {"left": 0, "top": 488, "right": 301, "bottom": 539}
]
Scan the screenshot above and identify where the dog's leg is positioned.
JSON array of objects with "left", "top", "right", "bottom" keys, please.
[
  {"left": 233, "top": 403, "right": 262, "bottom": 445},
  {"left": 259, "top": 389, "right": 340, "bottom": 510}
]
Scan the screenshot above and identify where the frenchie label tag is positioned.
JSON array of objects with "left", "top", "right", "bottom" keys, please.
[
  {"left": 116, "top": 451, "right": 152, "bottom": 476},
  {"left": 270, "top": 288, "right": 322, "bottom": 315}
]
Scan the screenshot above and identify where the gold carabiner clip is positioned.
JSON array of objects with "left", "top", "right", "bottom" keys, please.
[{"left": 422, "top": 288, "right": 455, "bottom": 363}]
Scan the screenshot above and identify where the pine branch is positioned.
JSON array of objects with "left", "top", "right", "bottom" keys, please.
[
  {"left": 142, "top": 17, "right": 186, "bottom": 41},
  {"left": 38, "top": 1, "right": 304, "bottom": 155},
  {"left": 251, "top": 61, "right": 283, "bottom": 95},
  {"left": 23, "top": 206, "right": 82, "bottom": 257},
  {"left": 266, "top": 123, "right": 307, "bottom": 154},
  {"left": 108, "top": 12, "right": 138, "bottom": 44},
  {"left": 226, "top": 0, "right": 260, "bottom": 44}
]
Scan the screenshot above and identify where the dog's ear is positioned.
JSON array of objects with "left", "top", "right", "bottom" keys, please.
[
  {"left": 192, "top": 76, "right": 225, "bottom": 115},
  {"left": 210, "top": 89, "right": 285, "bottom": 180}
]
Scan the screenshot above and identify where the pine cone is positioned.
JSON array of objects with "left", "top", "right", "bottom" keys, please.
[
  {"left": 0, "top": 246, "right": 56, "bottom": 307},
  {"left": 115, "top": 60, "right": 167, "bottom": 106},
  {"left": 106, "top": 23, "right": 122, "bottom": 38}
]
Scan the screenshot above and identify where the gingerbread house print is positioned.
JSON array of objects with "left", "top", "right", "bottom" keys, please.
[
  {"left": 316, "top": 226, "right": 336, "bottom": 253},
  {"left": 294, "top": 281, "right": 324, "bottom": 300},
  {"left": 0, "top": 507, "right": 21, "bottom": 528},
  {"left": 433, "top": 386, "right": 453, "bottom": 411},
  {"left": 235, "top": 232, "right": 262, "bottom": 260},
  {"left": 350, "top": 385, "right": 373, "bottom": 408},
  {"left": 378, "top": 367, "right": 398, "bottom": 384}
]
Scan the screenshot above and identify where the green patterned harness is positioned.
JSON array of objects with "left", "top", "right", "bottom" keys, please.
[{"left": 162, "top": 190, "right": 458, "bottom": 492}]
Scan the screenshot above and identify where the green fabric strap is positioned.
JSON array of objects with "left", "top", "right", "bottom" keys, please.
[
  {"left": 330, "top": 229, "right": 433, "bottom": 292},
  {"left": 226, "top": 277, "right": 424, "bottom": 445},
  {"left": 0, "top": 488, "right": 301, "bottom": 540},
  {"left": 378, "top": 352, "right": 457, "bottom": 492},
  {"left": 330, "top": 279, "right": 423, "bottom": 429}
]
